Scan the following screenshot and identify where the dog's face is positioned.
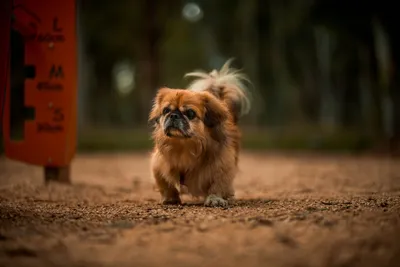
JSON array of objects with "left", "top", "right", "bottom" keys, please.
[{"left": 149, "top": 88, "right": 229, "bottom": 143}]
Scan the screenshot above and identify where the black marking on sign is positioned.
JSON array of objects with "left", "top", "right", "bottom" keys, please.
[
  {"left": 49, "top": 65, "right": 64, "bottom": 79},
  {"left": 52, "top": 17, "right": 63, "bottom": 32},
  {"left": 52, "top": 108, "right": 64, "bottom": 122},
  {"left": 37, "top": 123, "right": 63, "bottom": 133},
  {"left": 24, "top": 65, "right": 36, "bottom": 79},
  {"left": 37, "top": 82, "right": 63, "bottom": 91},
  {"left": 35, "top": 33, "right": 65, "bottom": 43}
]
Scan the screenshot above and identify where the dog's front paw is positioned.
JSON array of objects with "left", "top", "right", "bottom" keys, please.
[
  {"left": 162, "top": 197, "right": 182, "bottom": 205},
  {"left": 204, "top": 194, "right": 228, "bottom": 207}
]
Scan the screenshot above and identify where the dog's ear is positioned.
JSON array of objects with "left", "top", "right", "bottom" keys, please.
[
  {"left": 148, "top": 87, "right": 172, "bottom": 125},
  {"left": 202, "top": 92, "right": 228, "bottom": 128}
]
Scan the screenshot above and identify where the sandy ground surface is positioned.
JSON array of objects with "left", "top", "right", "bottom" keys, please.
[{"left": 0, "top": 151, "right": 400, "bottom": 267}]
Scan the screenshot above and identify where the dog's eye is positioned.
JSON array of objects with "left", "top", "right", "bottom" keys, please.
[
  {"left": 185, "top": 109, "right": 196, "bottom": 120},
  {"left": 162, "top": 107, "right": 171, "bottom": 115}
]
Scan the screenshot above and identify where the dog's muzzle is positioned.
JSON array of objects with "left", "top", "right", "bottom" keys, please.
[{"left": 164, "top": 110, "right": 190, "bottom": 138}]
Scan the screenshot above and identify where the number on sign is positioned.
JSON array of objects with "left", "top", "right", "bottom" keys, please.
[
  {"left": 52, "top": 108, "right": 64, "bottom": 122},
  {"left": 53, "top": 17, "right": 63, "bottom": 32},
  {"left": 49, "top": 65, "right": 64, "bottom": 79}
]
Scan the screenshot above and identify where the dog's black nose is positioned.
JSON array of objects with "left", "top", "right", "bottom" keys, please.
[{"left": 170, "top": 113, "right": 179, "bottom": 120}]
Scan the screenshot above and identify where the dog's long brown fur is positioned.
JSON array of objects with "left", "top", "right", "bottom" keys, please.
[{"left": 149, "top": 59, "right": 251, "bottom": 207}]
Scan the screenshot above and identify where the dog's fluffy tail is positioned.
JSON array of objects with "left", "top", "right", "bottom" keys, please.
[{"left": 184, "top": 58, "right": 251, "bottom": 122}]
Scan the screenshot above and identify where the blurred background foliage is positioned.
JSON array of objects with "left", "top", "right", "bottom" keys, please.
[{"left": 4, "top": 0, "right": 400, "bottom": 153}]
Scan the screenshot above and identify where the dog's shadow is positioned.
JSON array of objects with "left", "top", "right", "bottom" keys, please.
[{"left": 163, "top": 198, "right": 276, "bottom": 209}]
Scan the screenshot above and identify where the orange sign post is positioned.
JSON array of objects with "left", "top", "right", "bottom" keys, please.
[{"left": 2, "top": 0, "right": 77, "bottom": 183}]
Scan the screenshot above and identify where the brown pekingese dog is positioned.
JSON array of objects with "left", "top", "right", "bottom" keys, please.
[{"left": 148, "top": 59, "right": 251, "bottom": 207}]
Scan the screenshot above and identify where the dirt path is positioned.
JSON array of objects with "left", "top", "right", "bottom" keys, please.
[{"left": 0, "top": 152, "right": 400, "bottom": 267}]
